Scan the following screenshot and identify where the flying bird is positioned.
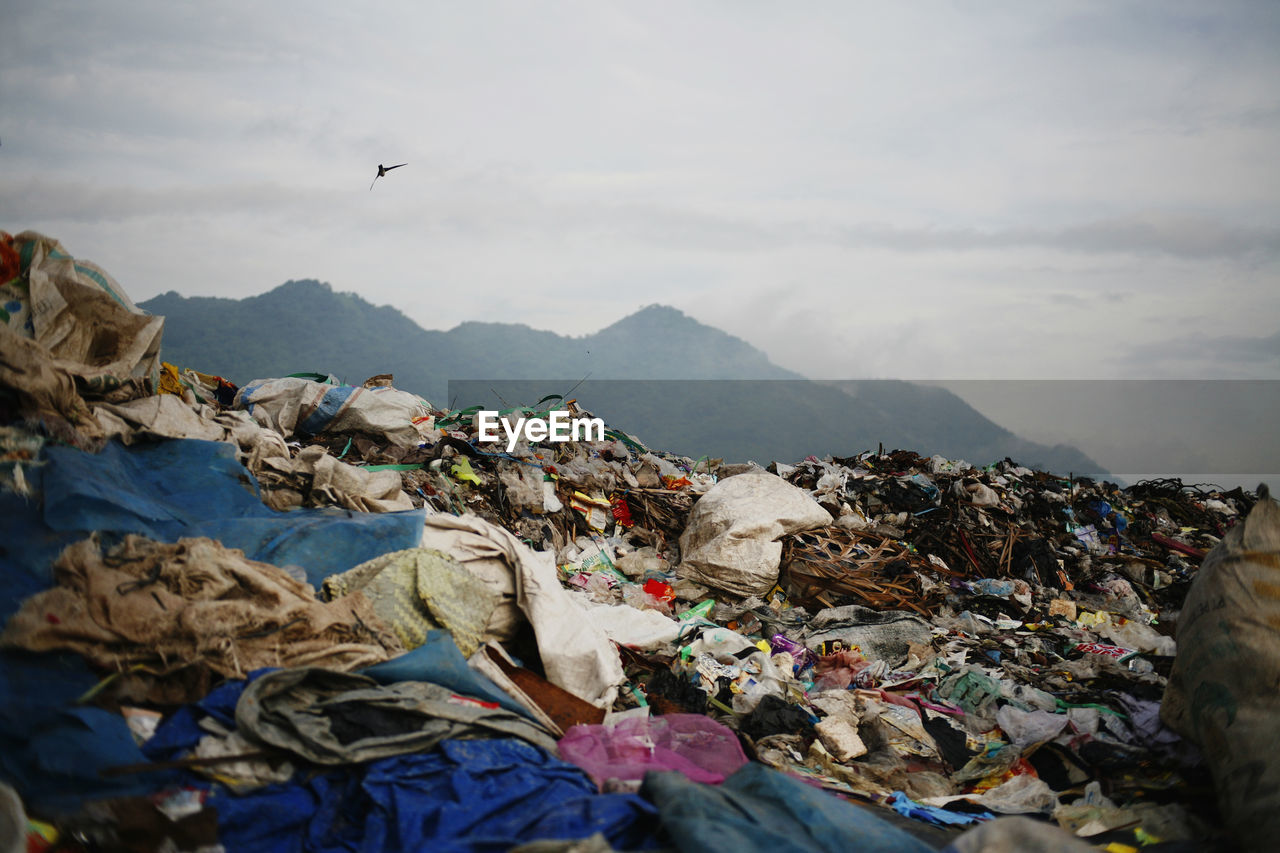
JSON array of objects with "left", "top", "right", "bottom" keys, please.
[{"left": 369, "top": 162, "right": 406, "bottom": 190}]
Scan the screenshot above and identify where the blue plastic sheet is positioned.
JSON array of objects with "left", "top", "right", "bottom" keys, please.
[
  {"left": 0, "top": 652, "right": 181, "bottom": 815},
  {"left": 0, "top": 464, "right": 72, "bottom": 620},
  {"left": 15, "top": 438, "right": 426, "bottom": 587},
  {"left": 359, "top": 631, "right": 531, "bottom": 719},
  {"left": 141, "top": 671, "right": 269, "bottom": 762},
  {"left": 641, "top": 761, "right": 933, "bottom": 853},
  {"left": 887, "top": 791, "right": 991, "bottom": 827},
  {"left": 212, "top": 739, "right": 660, "bottom": 853}
]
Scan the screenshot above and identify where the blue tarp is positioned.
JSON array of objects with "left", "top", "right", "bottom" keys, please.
[
  {"left": 0, "top": 652, "right": 182, "bottom": 815},
  {"left": 141, "top": 671, "right": 267, "bottom": 763},
  {"left": 0, "top": 436, "right": 427, "bottom": 811},
  {"left": 359, "top": 631, "right": 531, "bottom": 719},
  {"left": 641, "top": 761, "right": 934, "bottom": 853},
  {"left": 0, "top": 438, "right": 426, "bottom": 599},
  {"left": 211, "top": 739, "right": 660, "bottom": 853},
  {"left": 145, "top": 677, "right": 655, "bottom": 851},
  {"left": 40, "top": 438, "right": 427, "bottom": 586},
  {"left": 887, "top": 791, "right": 991, "bottom": 827},
  {"left": 0, "top": 462, "right": 71, "bottom": 621}
]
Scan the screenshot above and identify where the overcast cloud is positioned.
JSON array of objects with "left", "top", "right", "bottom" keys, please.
[{"left": 3, "top": 0, "right": 1279, "bottom": 385}]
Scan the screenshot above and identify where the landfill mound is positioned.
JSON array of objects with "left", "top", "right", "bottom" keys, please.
[{"left": 1, "top": 229, "right": 1274, "bottom": 852}]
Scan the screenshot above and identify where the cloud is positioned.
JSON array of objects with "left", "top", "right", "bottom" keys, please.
[
  {"left": 15, "top": 169, "right": 1273, "bottom": 263},
  {"left": 482, "top": 198, "right": 1280, "bottom": 260},
  {"left": 2, "top": 179, "right": 342, "bottom": 223},
  {"left": 1047, "top": 292, "right": 1089, "bottom": 308},
  {"left": 1119, "top": 329, "right": 1280, "bottom": 378},
  {"left": 834, "top": 217, "right": 1280, "bottom": 259},
  {"left": 1213, "top": 330, "right": 1280, "bottom": 361},
  {"left": 3, "top": 1, "right": 1278, "bottom": 388}
]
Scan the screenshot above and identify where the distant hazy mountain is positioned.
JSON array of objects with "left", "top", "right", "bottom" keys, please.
[
  {"left": 141, "top": 280, "right": 1111, "bottom": 478},
  {"left": 141, "top": 281, "right": 797, "bottom": 402}
]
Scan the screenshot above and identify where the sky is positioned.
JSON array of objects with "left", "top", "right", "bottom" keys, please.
[{"left": 3, "top": 1, "right": 1279, "bottom": 463}]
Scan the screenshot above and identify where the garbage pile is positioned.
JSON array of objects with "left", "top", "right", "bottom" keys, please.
[{"left": 1, "top": 230, "right": 1275, "bottom": 852}]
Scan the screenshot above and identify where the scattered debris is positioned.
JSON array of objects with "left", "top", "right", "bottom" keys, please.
[{"left": 1, "top": 229, "right": 1266, "bottom": 850}]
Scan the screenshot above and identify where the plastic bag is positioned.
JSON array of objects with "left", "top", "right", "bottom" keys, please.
[
  {"left": 559, "top": 714, "right": 747, "bottom": 788},
  {"left": 678, "top": 471, "right": 830, "bottom": 597},
  {"left": 1161, "top": 485, "right": 1280, "bottom": 850}
]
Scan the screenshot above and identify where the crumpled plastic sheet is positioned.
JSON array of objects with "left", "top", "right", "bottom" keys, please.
[
  {"left": 887, "top": 791, "right": 992, "bottom": 827},
  {"left": 641, "top": 761, "right": 934, "bottom": 853},
  {"left": 1111, "top": 693, "right": 1199, "bottom": 764},
  {"left": 972, "top": 774, "right": 1058, "bottom": 815},
  {"left": 34, "top": 438, "right": 427, "bottom": 587},
  {"left": 235, "top": 377, "right": 434, "bottom": 449},
  {"left": 940, "top": 815, "right": 1095, "bottom": 853},
  {"left": 922, "top": 773, "right": 1059, "bottom": 816},
  {"left": 995, "top": 705, "right": 1068, "bottom": 749},
  {"left": 210, "top": 739, "right": 661, "bottom": 853},
  {"left": 802, "top": 605, "right": 933, "bottom": 665},
  {"left": 359, "top": 630, "right": 532, "bottom": 719},
  {"left": 571, "top": 594, "right": 682, "bottom": 650},
  {"left": 936, "top": 667, "right": 1003, "bottom": 717},
  {"left": 677, "top": 471, "right": 830, "bottom": 598},
  {"left": 0, "top": 651, "right": 181, "bottom": 816},
  {"left": 740, "top": 695, "right": 816, "bottom": 742},
  {"left": 559, "top": 713, "right": 748, "bottom": 787}
]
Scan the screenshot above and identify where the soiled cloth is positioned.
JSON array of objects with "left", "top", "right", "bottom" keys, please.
[
  {"left": 421, "top": 513, "right": 625, "bottom": 709},
  {"left": 235, "top": 668, "right": 558, "bottom": 763},
  {"left": 93, "top": 398, "right": 414, "bottom": 514},
  {"left": 802, "top": 604, "right": 933, "bottom": 665},
  {"left": 0, "top": 326, "right": 105, "bottom": 446},
  {"left": 1, "top": 231, "right": 163, "bottom": 405},
  {"left": 0, "top": 535, "right": 403, "bottom": 687},
  {"left": 256, "top": 444, "right": 414, "bottom": 513},
  {"left": 323, "top": 548, "right": 500, "bottom": 656}
]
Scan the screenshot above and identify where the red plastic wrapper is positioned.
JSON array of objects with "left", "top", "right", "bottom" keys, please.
[
  {"left": 642, "top": 578, "right": 675, "bottom": 602},
  {"left": 611, "top": 496, "right": 634, "bottom": 528},
  {"left": 1075, "top": 641, "right": 1138, "bottom": 662}
]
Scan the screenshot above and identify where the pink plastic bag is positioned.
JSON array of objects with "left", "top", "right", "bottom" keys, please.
[{"left": 559, "top": 713, "right": 748, "bottom": 787}]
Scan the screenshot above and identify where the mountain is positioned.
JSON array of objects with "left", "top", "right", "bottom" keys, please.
[
  {"left": 141, "top": 281, "right": 1112, "bottom": 478},
  {"left": 141, "top": 280, "right": 434, "bottom": 391},
  {"left": 141, "top": 283, "right": 798, "bottom": 404},
  {"left": 586, "top": 305, "right": 794, "bottom": 380}
]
